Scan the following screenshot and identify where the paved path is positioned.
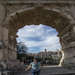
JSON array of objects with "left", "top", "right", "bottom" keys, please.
[
  {"left": 14, "top": 67, "right": 75, "bottom": 75},
  {"left": 1, "top": 67, "right": 75, "bottom": 75}
]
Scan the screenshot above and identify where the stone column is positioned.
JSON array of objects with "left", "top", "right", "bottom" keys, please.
[
  {"left": 60, "top": 25, "right": 75, "bottom": 67},
  {"left": 2, "top": 27, "right": 8, "bottom": 61},
  {"left": 0, "top": 26, "right": 8, "bottom": 69},
  {"left": 8, "top": 35, "right": 17, "bottom": 60}
]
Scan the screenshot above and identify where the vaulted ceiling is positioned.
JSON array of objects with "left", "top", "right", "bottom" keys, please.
[{"left": 7, "top": 7, "right": 70, "bottom": 36}]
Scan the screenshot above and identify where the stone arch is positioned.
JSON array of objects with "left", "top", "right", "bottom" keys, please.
[
  {"left": 8, "top": 7, "right": 71, "bottom": 31},
  {"left": 3, "top": 6, "right": 75, "bottom": 68}
]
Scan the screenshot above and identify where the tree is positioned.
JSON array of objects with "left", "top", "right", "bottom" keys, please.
[
  {"left": 17, "top": 42, "right": 28, "bottom": 54},
  {"left": 16, "top": 42, "right": 28, "bottom": 62}
]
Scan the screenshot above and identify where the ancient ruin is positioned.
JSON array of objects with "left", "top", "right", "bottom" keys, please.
[{"left": 0, "top": 0, "right": 75, "bottom": 71}]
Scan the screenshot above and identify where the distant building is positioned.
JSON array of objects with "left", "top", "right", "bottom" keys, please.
[{"left": 37, "top": 49, "right": 62, "bottom": 59}]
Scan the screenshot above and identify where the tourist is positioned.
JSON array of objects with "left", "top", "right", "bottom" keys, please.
[{"left": 25, "top": 57, "right": 41, "bottom": 75}]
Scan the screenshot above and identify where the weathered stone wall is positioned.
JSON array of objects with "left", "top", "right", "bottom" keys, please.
[{"left": 0, "top": 0, "right": 75, "bottom": 69}]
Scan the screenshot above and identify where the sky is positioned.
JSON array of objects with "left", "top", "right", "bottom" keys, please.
[{"left": 16, "top": 24, "right": 61, "bottom": 53}]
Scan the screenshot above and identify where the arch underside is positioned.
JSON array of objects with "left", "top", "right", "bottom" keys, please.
[{"left": 7, "top": 7, "right": 70, "bottom": 37}]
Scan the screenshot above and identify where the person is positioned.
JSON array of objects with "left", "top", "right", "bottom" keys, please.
[{"left": 25, "top": 57, "right": 41, "bottom": 75}]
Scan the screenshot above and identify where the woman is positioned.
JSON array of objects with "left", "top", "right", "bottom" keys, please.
[{"left": 25, "top": 57, "right": 41, "bottom": 75}]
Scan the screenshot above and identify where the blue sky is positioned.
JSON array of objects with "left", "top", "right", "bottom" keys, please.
[{"left": 16, "top": 24, "right": 61, "bottom": 53}]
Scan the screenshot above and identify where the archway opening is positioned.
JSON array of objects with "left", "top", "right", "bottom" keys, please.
[
  {"left": 7, "top": 7, "right": 71, "bottom": 70},
  {"left": 16, "top": 24, "right": 62, "bottom": 66}
]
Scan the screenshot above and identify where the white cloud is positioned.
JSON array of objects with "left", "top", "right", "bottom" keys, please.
[{"left": 16, "top": 24, "right": 61, "bottom": 53}]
